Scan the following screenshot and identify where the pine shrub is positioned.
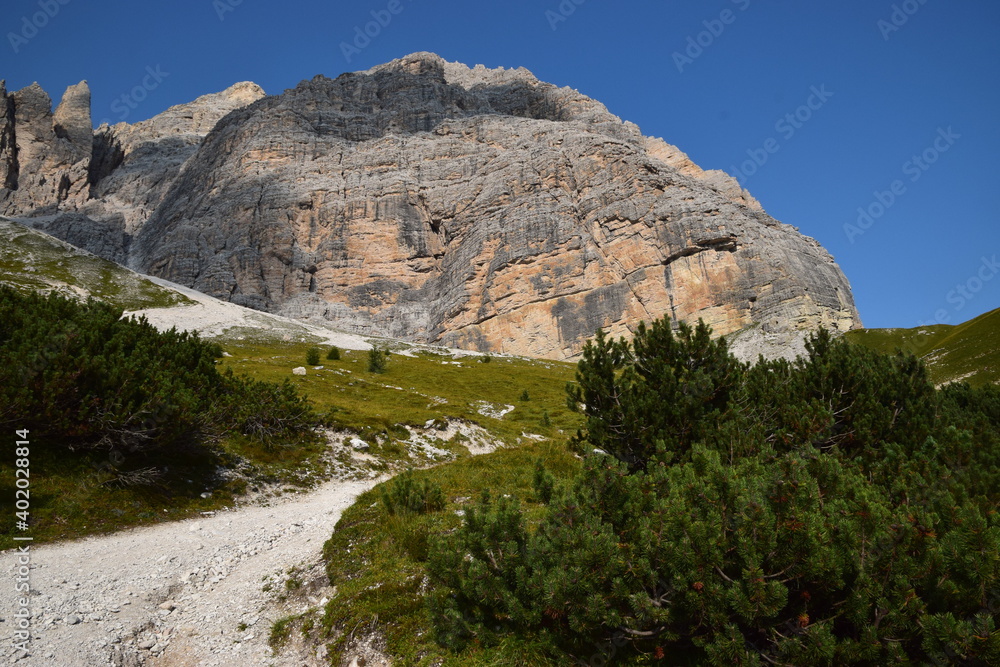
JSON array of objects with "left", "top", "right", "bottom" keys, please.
[
  {"left": 381, "top": 469, "right": 445, "bottom": 515},
  {"left": 0, "top": 286, "right": 320, "bottom": 460},
  {"left": 368, "top": 347, "right": 388, "bottom": 374},
  {"left": 428, "top": 313, "right": 1000, "bottom": 664}
]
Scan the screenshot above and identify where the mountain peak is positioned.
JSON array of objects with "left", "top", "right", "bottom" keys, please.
[
  {"left": 218, "top": 81, "right": 266, "bottom": 105},
  {"left": 364, "top": 52, "right": 541, "bottom": 89}
]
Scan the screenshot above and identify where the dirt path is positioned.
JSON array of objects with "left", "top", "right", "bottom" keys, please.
[{"left": 2, "top": 476, "right": 380, "bottom": 666}]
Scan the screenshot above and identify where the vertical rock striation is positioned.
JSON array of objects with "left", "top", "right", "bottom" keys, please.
[
  {"left": 0, "top": 81, "right": 92, "bottom": 214},
  {"left": 1, "top": 55, "right": 860, "bottom": 359},
  {"left": 0, "top": 81, "right": 17, "bottom": 191}
]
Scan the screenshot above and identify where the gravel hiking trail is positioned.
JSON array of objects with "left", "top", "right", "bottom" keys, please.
[{"left": 2, "top": 476, "right": 381, "bottom": 666}]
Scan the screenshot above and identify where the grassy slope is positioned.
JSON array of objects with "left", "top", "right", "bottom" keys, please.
[
  {"left": 3, "top": 335, "right": 580, "bottom": 545},
  {"left": 225, "top": 341, "right": 581, "bottom": 665},
  {"left": 316, "top": 442, "right": 583, "bottom": 667},
  {"left": 0, "top": 217, "right": 190, "bottom": 310},
  {"left": 16, "top": 217, "right": 998, "bottom": 663},
  {"left": 0, "top": 220, "right": 261, "bottom": 545},
  {"left": 217, "top": 342, "right": 590, "bottom": 665},
  {"left": 214, "top": 341, "right": 584, "bottom": 664},
  {"left": 844, "top": 307, "right": 1000, "bottom": 387},
  {"left": 218, "top": 342, "right": 578, "bottom": 446}
]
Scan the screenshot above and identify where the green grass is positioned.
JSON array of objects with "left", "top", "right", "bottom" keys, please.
[
  {"left": 0, "top": 217, "right": 190, "bottom": 310},
  {"left": 270, "top": 614, "right": 297, "bottom": 650},
  {"left": 211, "top": 338, "right": 588, "bottom": 664},
  {"left": 213, "top": 337, "right": 586, "bottom": 663},
  {"left": 216, "top": 341, "right": 580, "bottom": 449},
  {"left": 314, "top": 440, "right": 581, "bottom": 666},
  {"left": 3, "top": 215, "right": 598, "bottom": 663},
  {"left": 844, "top": 307, "right": 1000, "bottom": 387}
]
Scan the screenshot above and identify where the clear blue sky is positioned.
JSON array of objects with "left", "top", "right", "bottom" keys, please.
[{"left": 2, "top": 0, "right": 998, "bottom": 329}]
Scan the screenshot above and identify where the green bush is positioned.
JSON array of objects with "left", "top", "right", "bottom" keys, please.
[
  {"left": 326, "top": 346, "right": 341, "bottom": 361},
  {"left": 0, "top": 286, "right": 320, "bottom": 460},
  {"left": 306, "top": 347, "right": 321, "bottom": 366},
  {"left": 519, "top": 389, "right": 530, "bottom": 401},
  {"left": 269, "top": 615, "right": 295, "bottom": 649},
  {"left": 381, "top": 469, "right": 446, "bottom": 515},
  {"left": 368, "top": 347, "right": 388, "bottom": 374},
  {"left": 532, "top": 458, "right": 555, "bottom": 504},
  {"left": 208, "top": 373, "right": 318, "bottom": 444},
  {"left": 429, "top": 315, "right": 1000, "bottom": 665}
]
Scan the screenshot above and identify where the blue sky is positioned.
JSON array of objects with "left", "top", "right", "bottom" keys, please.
[{"left": 2, "top": 0, "right": 997, "bottom": 329}]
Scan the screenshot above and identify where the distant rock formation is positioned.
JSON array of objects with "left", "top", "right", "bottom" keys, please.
[
  {"left": 0, "top": 81, "right": 15, "bottom": 190},
  {"left": 0, "top": 80, "right": 92, "bottom": 214},
  {"left": 88, "top": 81, "right": 267, "bottom": 235},
  {"left": 0, "top": 80, "right": 266, "bottom": 261},
  {"left": 0, "top": 55, "right": 860, "bottom": 359}
]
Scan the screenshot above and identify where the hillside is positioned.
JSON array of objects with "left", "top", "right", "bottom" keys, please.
[
  {"left": 0, "top": 216, "right": 188, "bottom": 310},
  {"left": 2, "top": 74, "right": 996, "bottom": 663},
  {"left": 2, "top": 220, "right": 998, "bottom": 665},
  {"left": 844, "top": 307, "right": 1000, "bottom": 387},
  {"left": 0, "top": 220, "right": 573, "bottom": 665}
]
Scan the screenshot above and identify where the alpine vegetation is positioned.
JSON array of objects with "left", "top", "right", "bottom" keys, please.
[{"left": 428, "top": 317, "right": 1000, "bottom": 665}]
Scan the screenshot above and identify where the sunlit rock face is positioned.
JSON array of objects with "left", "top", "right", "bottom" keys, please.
[{"left": 1, "top": 54, "right": 859, "bottom": 359}]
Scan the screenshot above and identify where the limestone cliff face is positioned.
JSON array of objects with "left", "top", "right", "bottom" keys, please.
[
  {"left": 88, "top": 81, "right": 267, "bottom": 235},
  {"left": 0, "top": 79, "right": 265, "bottom": 263},
  {"left": 0, "top": 80, "right": 92, "bottom": 214},
  {"left": 1, "top": 54, "right": 860, "bottom": 359}
]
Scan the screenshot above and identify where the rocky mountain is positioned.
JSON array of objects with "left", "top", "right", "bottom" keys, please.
[
  {"left": 1, "top": 79, "right": 266, "bottom": 263},
  {"left": 0, "top": 53, "right": 860, "bottom": 359}
]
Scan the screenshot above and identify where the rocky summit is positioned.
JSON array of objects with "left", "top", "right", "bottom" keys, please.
[{"left": 0, "top": 53, "right": 860, "bottom": 359}]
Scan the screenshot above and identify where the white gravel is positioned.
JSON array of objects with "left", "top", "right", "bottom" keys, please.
[
  {"left": 2, "top": 477, "right": 378, "bottom": 666},
  {"left": 727, "top": 326, "right": 809, "bottom": 364},
  {"left": 125, "top": 276, "right": 373, "bottom": 351}
]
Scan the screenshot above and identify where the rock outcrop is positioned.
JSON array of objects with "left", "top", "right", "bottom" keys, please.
[
  {"left": 1, "top": 54, "right": 860, "bottom": 359},
  {"left": 0, "top": 81, "right": 17, "bottom": 190},
  {"left": 0, "top": 80, "right": 92, "bottom": 214},
  {"left": 87, "top": 81, "right": 266, "bottom": 235},
  {"left": 0, "top": 79, "right": 266, "bottom": 257}
]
